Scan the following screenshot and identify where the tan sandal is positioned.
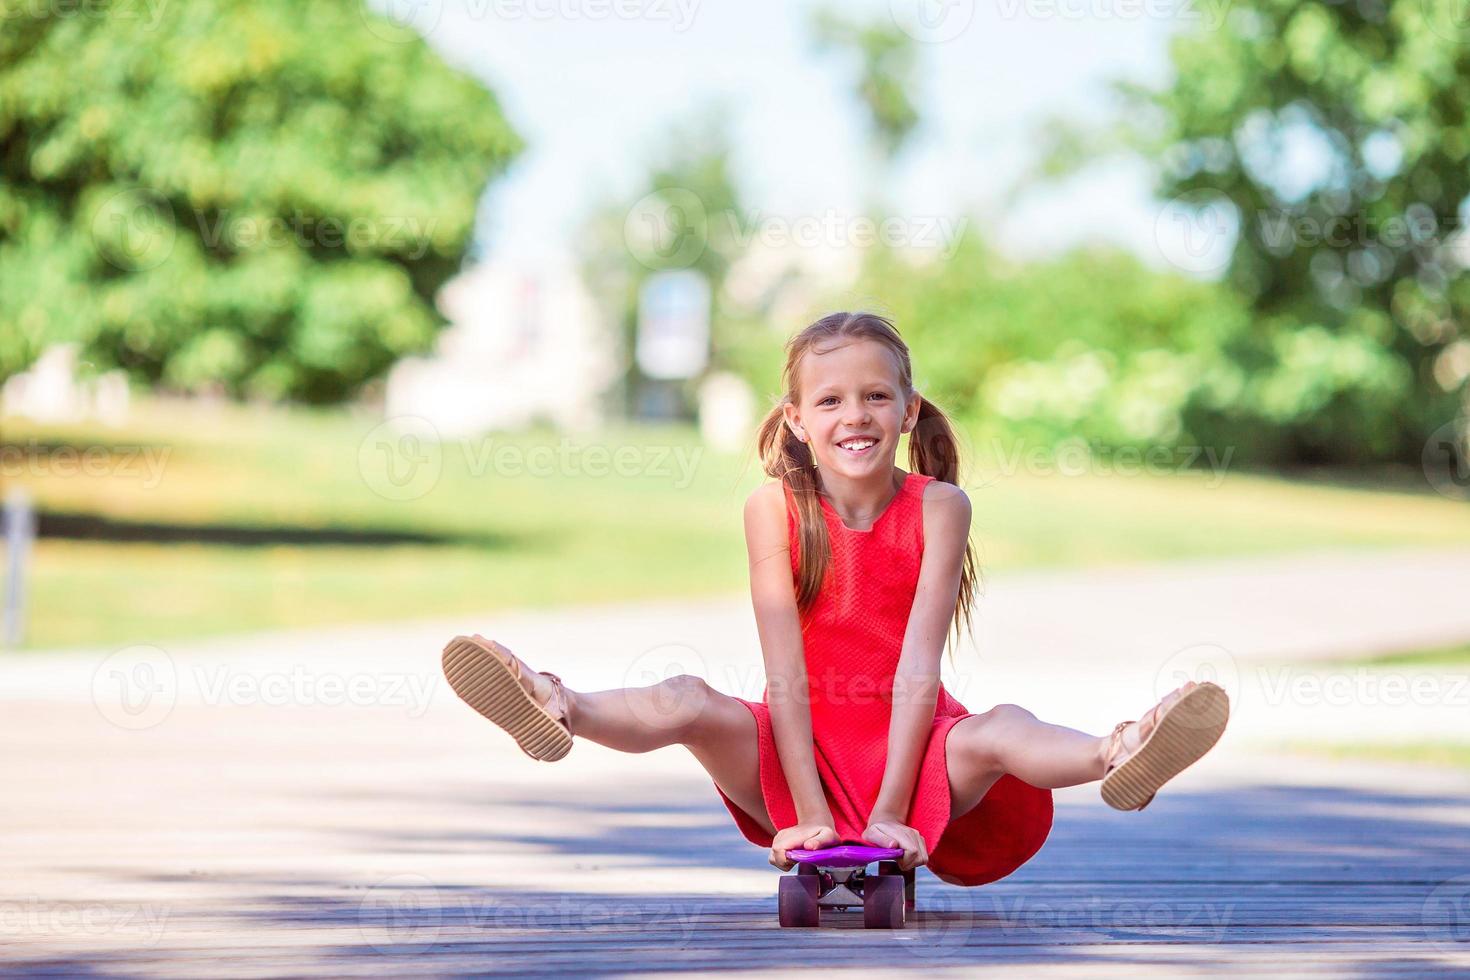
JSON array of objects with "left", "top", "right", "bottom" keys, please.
[
  {"left": 442, "top": 634, "right": 573, "bottom": 762},
  {"left": 1100, "top": 680, "right": 1229, "bottom": 811}
]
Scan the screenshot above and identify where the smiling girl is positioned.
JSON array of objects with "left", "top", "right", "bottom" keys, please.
[{"left": 441, "top": 311, "right": 1230, "bottom": 883}]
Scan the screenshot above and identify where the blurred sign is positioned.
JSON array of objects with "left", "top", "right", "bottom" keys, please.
[
  {"left": 636, "top": 270, "right": 710, "bottom": 380},
  {"left": 4, "top": 488, "right": 34, "bottom": 648}
]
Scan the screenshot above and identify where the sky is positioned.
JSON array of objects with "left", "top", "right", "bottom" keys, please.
[{"left": 371, "top": 0, "right": 1199, "bottom": 271}]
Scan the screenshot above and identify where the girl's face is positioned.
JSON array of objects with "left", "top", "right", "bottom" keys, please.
[{"left": 783, "top": 338, "right": 920, "bottom": 480}]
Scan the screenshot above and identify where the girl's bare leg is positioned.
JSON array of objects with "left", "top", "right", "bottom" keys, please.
[
  {"left": 515, "top": 663, "right": 777, "bottom": 837},
  {"left": 946, "top": 683, "right": 1216, "bottom": 818},
  {"left": 945, "top": 704, "right": 1109, "bottom": 817}
]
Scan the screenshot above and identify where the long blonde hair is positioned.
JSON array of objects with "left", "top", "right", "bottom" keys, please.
[{"left": 754, "top": 311, "right": 978, "bottom": 653}]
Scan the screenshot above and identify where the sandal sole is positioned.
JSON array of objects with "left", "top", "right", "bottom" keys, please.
[
  {"left": 1100, "top": 681, "right": 1229, "bottom": 811},
  {"left": 442, "top": 635, "right": 573, "bottom": 762}
]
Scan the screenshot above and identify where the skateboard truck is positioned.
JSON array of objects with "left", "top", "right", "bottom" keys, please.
[{"left": 778, "top": 842, "right": 916, "bottom": 929}]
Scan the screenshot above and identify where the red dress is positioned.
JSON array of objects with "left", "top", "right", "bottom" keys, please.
[{"left": 712, "top": 470, "right": 1053, "bottom": 886}]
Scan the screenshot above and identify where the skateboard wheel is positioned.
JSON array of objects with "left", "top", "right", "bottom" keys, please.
[
  {"left": 880, "top": 862, "right": 917, "bottom": 911},
  {"left": 778, "top": 874, "right": 820, "bottom": 928},
  {"left": 863, "top": 874, "right": 905, "bottom": 930}
]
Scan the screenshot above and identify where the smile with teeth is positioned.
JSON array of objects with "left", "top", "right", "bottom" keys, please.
[{"left": 837, "top": 436, "right": 878, "bottom": 455}]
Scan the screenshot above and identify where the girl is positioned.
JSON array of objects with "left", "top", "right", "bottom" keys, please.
[{"left": 441, "top": 311, "right": 1230, "bottom": 884}]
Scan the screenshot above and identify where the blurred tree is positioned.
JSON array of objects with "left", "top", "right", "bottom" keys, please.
[
  {"left": 0, "top": 1, "right": 521, "bottom": 401},
  {"left": 1043, "top": 0, "right": 1470, "bottom": 463},
  {"left": 578, "top": 106, "right": 771, "bottom": 418},
  {"left": 808, "top": 8, "right": 921, "bottom": 164}
]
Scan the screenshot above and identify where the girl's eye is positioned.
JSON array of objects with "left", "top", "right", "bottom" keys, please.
[
  {"left": 818, "top": 396, "right": 838, "bottom": 406},
  {"left": 868, "top": 393, "right": 888, "bottom": 401}
]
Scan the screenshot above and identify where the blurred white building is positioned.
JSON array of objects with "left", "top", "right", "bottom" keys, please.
[
  {"left": 1, "top": 343, "right": 130, "bottom": 426},
  {"left": 385, "top": 252, "right": 618, "bottom": 437}
]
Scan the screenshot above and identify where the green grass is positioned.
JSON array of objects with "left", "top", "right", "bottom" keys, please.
[
  {"left": 1322, "top": 642, "right": 1470, "bottom": 669},
  {"left": 1280, "top": 741, "right": 1470, "bottom": 770},
  {"left": 6, "top": 396, "right": 1470, "bottom": 649},
  {"left": 1274, "top": 641, "right": 1470, "bottom": 772}
]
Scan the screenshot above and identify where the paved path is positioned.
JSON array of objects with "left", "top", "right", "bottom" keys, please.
[{"left": 4, "top": 547, "right": 1470, "bottom": 975}]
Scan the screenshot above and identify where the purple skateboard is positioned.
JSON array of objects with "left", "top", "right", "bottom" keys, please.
[{"left": 777, "top": 842, "right": 916, "bottom": 929}]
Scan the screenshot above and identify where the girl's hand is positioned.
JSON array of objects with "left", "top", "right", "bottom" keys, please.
[
  {"left": 862, "top": 814, "right": 929, "bottom": 872},
  {"left": 769, "top": 823, "right": 840, "bottom": 871}
]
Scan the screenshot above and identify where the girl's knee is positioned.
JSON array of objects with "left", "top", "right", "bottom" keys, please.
[
  {"left": 986, "top": 703, "right": 1035, "bottom": 725},
  {"left": 653, "top": 673, "right": 715, "bottom": 744}
]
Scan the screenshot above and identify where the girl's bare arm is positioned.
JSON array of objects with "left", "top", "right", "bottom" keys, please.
[
  {"left": 744, "top": 482, "right": 831, "bottom": 825},
  {"left": 870, "top": 481, "right": 971, "bottom": 821}
]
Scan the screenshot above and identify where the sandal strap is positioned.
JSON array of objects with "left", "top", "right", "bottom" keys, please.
[
  {"left": 539, "top": 671, "right": 569, "bottom": 726},
  {"left": 482, "top": 636, "right": 570, "bottom": 730},
  {"left": 1104, "top": 688, "right": 1184, "bottom": 774},
  {"left": 1104, "top": 719, "right": 1134, "bottom": 774}
]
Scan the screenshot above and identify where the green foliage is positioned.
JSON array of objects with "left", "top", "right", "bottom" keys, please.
[
  {"left": 1048, "top": 0, "right": 1470, "bottom": 462},
  {"left": 578, "top": 107, "right": 756, "bottom": 415},
  {"left": 808, "top": 7, "right": 921, "bottom": 162},
  {"left": 0, "top": 0, "right": 522, "bottom": 401}
]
